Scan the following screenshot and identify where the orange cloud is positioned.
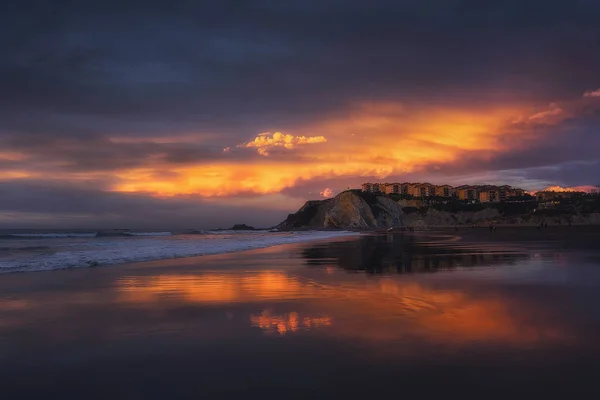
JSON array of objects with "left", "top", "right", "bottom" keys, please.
[
  {"left": 320, "top": 188, "right": 335, "bottom": 198},
  {"left": 0, "top": 170, "right": 33, "bottom": 180},
  {"left": 238, "top": 131, "right": 327, "bottom": 156},
  {"left": 109, "top": 101, "right": 558, "bottom": 197},
  {"left": 538, "top": 185, "right": 597, "bottom": 193},
  {"left": 583, "top": 89, "right": 600, "bottom": 97},
  {"left": 0, "top": 152, "right": 28, "bottom": 161},
  {"left": 527, "top": 102, "right": 564, "bottom": 123},
  {"left": 112, "top": 160, "right": 400, "bottom": 196},
  {"left": 6, "top": 93, "right": 594, "bottom": 199}
]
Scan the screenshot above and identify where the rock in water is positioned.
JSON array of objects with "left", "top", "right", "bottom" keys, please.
[{"left": 230, "top": 224, "right": 256, "bottom": 230}]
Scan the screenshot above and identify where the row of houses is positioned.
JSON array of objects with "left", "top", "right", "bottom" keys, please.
[{"left": 361, "top": 182, "right": 525, "bottom": 203}]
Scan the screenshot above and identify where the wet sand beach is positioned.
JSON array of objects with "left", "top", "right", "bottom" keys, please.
[
  {"left": 437, "top": 224, "right": 600, "bottom": 250},
  {"left": 1, "top": 230, "right": 600, "bottom": 398}
]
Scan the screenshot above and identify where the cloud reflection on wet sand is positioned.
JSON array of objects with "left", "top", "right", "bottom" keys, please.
[
  {"left": 116, "top": 272, "right": 323, "bottom": 304},
  {"left": 250, "top": 311, "right": 332, "bottom": 335},
  {"left": 115, "top": 270, "right": 565, "bottom": 346}
]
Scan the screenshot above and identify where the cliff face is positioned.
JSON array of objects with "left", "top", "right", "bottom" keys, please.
[
  {"left": 277, "top": 191, "right": 410, "bottom": 230},
  {"left": 322, "top": 191, "right": 378, "bottom": 229},
  {"left": 277, "top": 192, "right": 378, "bottom": 230},
  {"left": 414, "top": 208, "right": 500, "bottom": 226},
  {"left": 277, "top": 191, "right": 599, "bottom": 230},
  {"left": 277, "top": 191, "right": 501, "bottom": 230}
]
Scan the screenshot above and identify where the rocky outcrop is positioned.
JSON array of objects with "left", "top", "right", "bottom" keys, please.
[
  {"left": 276, "top": 199, "right": 335, "bottom": 229},
  {"left": 278, "top": 191, "right": 509, "bottom": 230},
  {"left": 276, "top": 191, "right": 597, "bottom": 230},
  {"left": 539, "top": 212, "right": 600, "bottom": 226},
  {"left": 323, "top": 191, "right": 377, "bottom": 229},
  {"left": 395, "top": 208, "right": 501, "bottom": 228},
  {"left": 230, "top": 224, "right": 256, "bottom": 230},
  {"left": 278, "top": 191, "right": 406, "bottom": 230},
  {"left": 427, "top": 208, "right": 500, "bottom": 225},
  {"left": 278, "top": 191, "right": 389, "bottom": 230}
]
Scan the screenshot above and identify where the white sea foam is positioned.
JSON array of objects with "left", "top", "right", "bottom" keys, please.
[
  {"left": 9, "top": 233, "right": 98, "bottom": 238},
  {"left": 0, "top": 231, "right": 359, "bottom": 273},
  {"left": 201, "top": 230, "right": 271, "bottom": 235},
  {"left": 122, "top": 232, "right": 172, "bottom": 236}
]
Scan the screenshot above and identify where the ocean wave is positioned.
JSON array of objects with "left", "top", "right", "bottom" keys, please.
[
  {"left": 0, "top": 230, "right": 274, "bottom": 239},
  {"left": 6, "top": 233, "right": 98, "bottom": 238},
  {"left": 121, "top": 231, "right": 172, "bottom": 237},
  {"left": 0, "top": 231, "right": 360, "bottom": 273},
  {"left": 201, "top": 229, "right": 272, "bottom": 235},
  {"left": 1, "top": 231, "right": 174, "bottom": 239}
]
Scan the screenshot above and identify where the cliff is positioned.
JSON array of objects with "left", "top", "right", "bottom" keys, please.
[
  {"left": 277, "top": 191, "right": 600, "bottom": 231},
  {"left": 276, "top": 191, "right": 383, "bottom": 230},
  {"left": 277, "top": 191, "right": 500, "bottom": 230}
]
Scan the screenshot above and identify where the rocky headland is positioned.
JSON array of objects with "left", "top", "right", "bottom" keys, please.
[{"left": 276, "top": 190, "right": 600, "bottom": 231}]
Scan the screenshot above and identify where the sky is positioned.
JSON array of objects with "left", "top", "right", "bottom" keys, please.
[{"left": 1, "top": 0, "right": 600, "bottom": 229}]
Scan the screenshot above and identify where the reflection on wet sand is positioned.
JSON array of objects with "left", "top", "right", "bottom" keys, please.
[
  {"left": 250, "top": 311, "right": 332, "bottom": 335},
  {"left": 116, "top": 272, "right": 323, "bottom": 304},
  {"left": 304, "top": 233, "right": 531, "bottom": 274},
  {"left": 339, "top": 279, "right": 559, "bottom": 344},
  {"left": 115, "top": 269, "right": 564, "bottom": 346},
  {"left": 2, "top": 231, "right": 595, "bottom": 400}
]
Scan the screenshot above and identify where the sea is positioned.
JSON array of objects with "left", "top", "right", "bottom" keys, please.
[
  {"left": 0, "top": 228, "right": 358, "bottom": 273},
  {"left": 2, "top": 228, "right": 600, "bottom": 397}
]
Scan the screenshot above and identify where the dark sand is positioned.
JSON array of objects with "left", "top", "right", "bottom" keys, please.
[
  {"left": 433, "top": 224, "right": 600, "bottom": 247},
  {"left": 1, "top": 228, "right": 600, "bottom": 398}
]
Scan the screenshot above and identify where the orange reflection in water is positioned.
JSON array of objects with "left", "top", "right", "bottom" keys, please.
[
  {"left": 116, "top": 271, "right": 564, "bottom": 345},
  {"left": 342, "top": 280, "right": 553, "bottom": 344},
  {"left": 116, "top": 272, "right": 320, "bottom": 304},
  {"left": 250, "top": 311, "right": 332, "bottom": 335}
]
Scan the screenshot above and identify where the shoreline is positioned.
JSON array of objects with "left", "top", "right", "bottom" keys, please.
[
  {"left": 2, "top": 217, "right": 600, "bottom": 398},
  {"left": 106, "top": 225, "right": 600, "bottom": 273},
  {"left": 5, "top": 224, "right": 599, "bottom": 275},
  {"left": 377, "top": 221, "right": 600, "bottom": 230},
  {"left": 375, "top": 222, "right": 600, "bottom": 234},
  {"left": 0, "top": 230, "right": 362, "bottom": 275}
]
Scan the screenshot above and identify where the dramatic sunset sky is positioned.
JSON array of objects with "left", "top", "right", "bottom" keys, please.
[{"left": 1, "top": 0, "right": 599, "bottom": 228}]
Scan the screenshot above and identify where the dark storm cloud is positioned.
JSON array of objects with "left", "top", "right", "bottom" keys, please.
[
  {"left": 2, "top": 0, "right": 600, "bottom": 226},
  {"left": 0, "top": 130, "right": 313, "bottom": 174},
  {"left": 452, "top": 114, "right": 600, "bottom": 178},
  {"left": 2, "top": 0, "right": 599, "bottom": 162},
  {"left": 0, "top": 180, "right": 286, "bottom": 229},
  {"left": 520, "top": 161, "right": 600, "bottom": 187},
  {"left": 0, "top": 133, "right": 231, "bottom": 173},
  {"left": 2, "top": 0, "right": 600, "bottom": 134}
]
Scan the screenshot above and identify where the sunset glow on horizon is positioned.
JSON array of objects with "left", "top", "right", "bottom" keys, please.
[
  {"left": 1, "top": 1, "right": 599, "bottom": 228},
  {"left": 100, "top": 97, "right": 599, "bottom": 199}
]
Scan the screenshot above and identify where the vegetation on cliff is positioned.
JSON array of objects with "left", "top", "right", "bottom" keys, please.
[{"left": 277, "top": 191, "right": 600, "bottom": 230}]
